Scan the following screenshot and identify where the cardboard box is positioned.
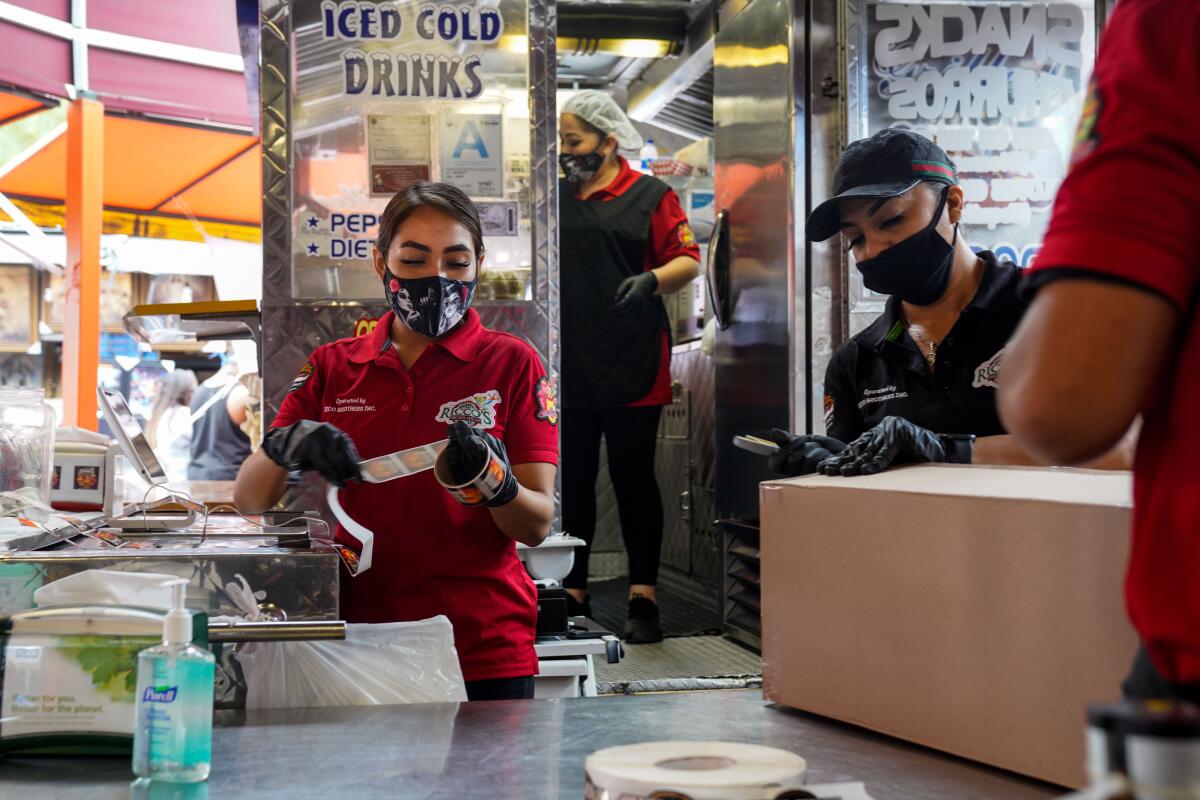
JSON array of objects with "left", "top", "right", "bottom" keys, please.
[{"left": 760, "top": 464, "right": 1137, "bottom": 788}]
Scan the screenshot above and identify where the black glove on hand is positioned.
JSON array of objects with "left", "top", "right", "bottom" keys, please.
[
  {"left": 263, "top": 420, "right": 361, "bottom": 487},
  {"left": 816, "top": 416, "right": 973, "bottom": 476},
  {"left": 766, "top": 428, "right": 847, "bottom": 477},
  {"left": 444, "top": 420, "right": 519, "bottom": 507},
  {"left": 611, "top": 272, "right": 659, "bottom": 315}
]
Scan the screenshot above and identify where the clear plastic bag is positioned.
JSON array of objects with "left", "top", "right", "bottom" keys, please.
[{"left": 240, "top": 616, "right": 467, "bottom": 708}]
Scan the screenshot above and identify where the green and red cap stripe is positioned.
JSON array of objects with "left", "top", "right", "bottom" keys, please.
[
  {"left": 911, "top": 159, "right": 957, "bottom": 182},
  {"left": 806, "top": 128, "right": 961, "bottom": 241}
]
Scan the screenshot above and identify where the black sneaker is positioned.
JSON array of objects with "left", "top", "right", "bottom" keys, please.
[
  {"left": 565, "top": 592, "right": 592, "bottom": 619},
  {"left": 624, "top": 595, "right": 663, "bottom": 644}
]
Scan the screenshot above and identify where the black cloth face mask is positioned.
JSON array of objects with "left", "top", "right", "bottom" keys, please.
[
  {"left": 559, "top": 149, "right": 605, "bottom": 184},
  {"left": 384, "top": 269, "right": 477, "bottom": 339},
  {"left": 855, "top": 188, "right": 957, "bottom": 306}
]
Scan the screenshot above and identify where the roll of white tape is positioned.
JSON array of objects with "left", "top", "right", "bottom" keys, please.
[{"left": 585, "top": 741, "right": 807, "bottom": 800}]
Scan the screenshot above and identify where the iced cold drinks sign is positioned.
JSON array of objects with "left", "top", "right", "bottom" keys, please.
[
  {"left": 290, "top": 0, "right": 528, "bottom": 299},
  {"left": 323, "top": 2, "right": 503, "bottom": 99},
  {"left": 863, "top": 2, "right": 1095, "bottom": 268}
]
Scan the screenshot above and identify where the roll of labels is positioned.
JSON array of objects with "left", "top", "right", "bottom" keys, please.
[
  {"left": 585, "top": 741, "right": 875, "bottom": 800},
  {"left": 325, "top": 439, "right": 447, "bottom": 576},
  {"left": 325, "top": 437, "right": 510, "bottom": 576},
  {"left": 1067, "top": 699, "right": 1200, "bottom": 800}
]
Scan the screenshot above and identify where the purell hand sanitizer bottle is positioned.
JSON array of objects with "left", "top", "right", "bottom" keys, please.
[{"left": 133, "top": 580, "right": 214, "bottom": 782}]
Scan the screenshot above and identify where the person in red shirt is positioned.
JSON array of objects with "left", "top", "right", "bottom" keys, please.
[
  {"left": 999, "top": 0, "right": 1200, "bottom": 700},
  {"left": 556, "top": 90, "right": 701, "bottom": 643},
  {"left": 234, "top": 182, "right": 558, "bottom": 701}
]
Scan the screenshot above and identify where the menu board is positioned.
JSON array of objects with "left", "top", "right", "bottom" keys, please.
[{"left": 860, "top": 1, "right": 1096, "bottom": 269}]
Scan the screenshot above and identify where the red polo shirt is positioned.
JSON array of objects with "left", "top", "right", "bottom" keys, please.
[
  {"left": 272, "top": 309, "right": 558, "bottom": 682},
  {"left": 576, "top": 156, "right": 702, "bottom": 406},
  {"left": 1026, "top": 0, "right": 1200, "bottom": 682}
]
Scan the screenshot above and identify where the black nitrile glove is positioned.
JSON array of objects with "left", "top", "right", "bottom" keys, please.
[
  {"left": 766, "top": 428, "right": 847, "bottom": 477},
  {"left": 816, "top": 416, "right": 974, "bottom": 476},
  {"left": 444, "top": 420, "right": 519, "bottom": 507},
  {"left": 263, "top": 420, "right": 361, "bottom": 487},
  {"left": 611, "top": 272, "right": 659, "bottom": 315}
]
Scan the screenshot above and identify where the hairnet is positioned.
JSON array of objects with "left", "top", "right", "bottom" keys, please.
[{"left": 561, "top": 90, "right": 644, "bottom": 151}]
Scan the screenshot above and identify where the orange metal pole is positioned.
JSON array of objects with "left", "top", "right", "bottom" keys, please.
[{"left": 63, "top": 97, "right": 103, "bottom": 430}]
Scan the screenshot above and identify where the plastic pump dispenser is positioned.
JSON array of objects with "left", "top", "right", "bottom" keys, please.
[
  {"left": 132, "top": 580, "right": 215, "bottom": 782},
  {"left": 164, "top": 582, "right": 191, "bottom": 646}
]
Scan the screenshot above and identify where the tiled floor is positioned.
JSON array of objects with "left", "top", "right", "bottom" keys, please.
[
  {"left": 583, "top": 571, "right": 757, "bottom": 695},
  {"left": 595, "top": 634, "right": 763, "bottom": 695},
  {"left": 586, "top": 574, "right": 723, "bottom": 637}
]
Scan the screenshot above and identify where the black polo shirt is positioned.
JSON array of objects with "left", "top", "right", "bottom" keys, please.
[{"left": 824, "top": 252, "right": 1027, "bottom": 443}]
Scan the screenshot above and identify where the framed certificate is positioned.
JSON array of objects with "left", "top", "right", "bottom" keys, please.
[{"left": 0, "top": 266, "right": 36, "bottom": 351}]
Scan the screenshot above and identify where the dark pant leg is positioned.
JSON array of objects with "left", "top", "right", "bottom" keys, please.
[
  {"left": 561, "top": 408, "right": 605, "bottom": 591},
  {"left": 1123, "top": 645, "right": 1200, "bottom": 703},
  {"left": 465, "top": 676, "right": 535, "bottom": 701},
  {"left": 603, "top": 405, "right": 665, "bottom": 587}
]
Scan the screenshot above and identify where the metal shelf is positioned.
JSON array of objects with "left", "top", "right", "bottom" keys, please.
[{"left": 123, "top": 299, "right": 259, "bottom": 347}]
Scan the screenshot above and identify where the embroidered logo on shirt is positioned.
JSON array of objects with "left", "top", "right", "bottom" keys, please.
[
  {"left": 677, "top": 223, "right": 696, "bottom": 248},
  {"left": 823, "top": 393, "right": 835, "bottom": 428},
  {"left": 435, "top": 390, "right": 501, "bottom": 430},
  {"left": 973, "top": 347, "right": 1006, "bottom": 389},
  {"left": 535, "top": 375, "right": 559, "bottom": 426},
  {"left": 1070, "top": 79, "right": 1103, "bottom": 167},
  {"left": 289, "top": 362, "right": 314, "bottom": 393},
  {"left": 322, "top": 397, "right": 377, "bottom": 414},
  {"left": 857, "top": 385, "right": 909, "bottom": 410}
]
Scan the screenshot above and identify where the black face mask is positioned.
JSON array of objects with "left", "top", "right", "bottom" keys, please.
[
  {"left": 855, "top": 188, "right": 957, "bottom": 306},
  {"left": 559, "top": 149, "right": 605, "bottom": 184},
  {"left": 384, "top": 269, "right": 477, "bottom": 339}
]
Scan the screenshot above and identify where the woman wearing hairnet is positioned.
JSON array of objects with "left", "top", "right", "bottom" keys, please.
[{"left": 558, "top": 90, "right": 701, "bottom": 643}]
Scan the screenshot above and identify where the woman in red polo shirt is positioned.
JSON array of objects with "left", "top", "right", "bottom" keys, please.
[
  {"left": 234, "top": 182, "right": 558, "bottom": 701},
  {"left": 557, "top": 91, "right": 701, "bottom": 643}
]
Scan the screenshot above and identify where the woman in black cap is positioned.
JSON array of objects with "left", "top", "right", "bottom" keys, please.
[{"left": 769, "top": 128, "right": 1132, "bottom": 477}]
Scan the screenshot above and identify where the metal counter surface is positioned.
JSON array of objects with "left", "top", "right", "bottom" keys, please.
[{"left": 0, "top": 689, "right": 1063, "bottom": 799}]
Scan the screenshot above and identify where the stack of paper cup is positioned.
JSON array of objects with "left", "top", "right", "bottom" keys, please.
[{"left": 585, "top": 741, "right": 808, "bottom": 800}]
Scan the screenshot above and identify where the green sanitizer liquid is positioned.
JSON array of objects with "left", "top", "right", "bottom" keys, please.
[{"left": 132, "top": 582, "right": 215, "bottom": 783}]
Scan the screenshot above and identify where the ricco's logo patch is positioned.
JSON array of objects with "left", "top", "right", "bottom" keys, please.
[
  {"left": 535, "top": 375, "right": 558, "bottom": 426},
  {"left": 436, "top": 390, "right": 501, "bottom": 430},
  {"left": 973, "top": 347, "right": 1006, "bottom": 389}
]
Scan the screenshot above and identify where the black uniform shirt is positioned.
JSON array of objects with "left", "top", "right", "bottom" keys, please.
[{"left": 824, "top": 252, "right": 1028, "bottom": 443}]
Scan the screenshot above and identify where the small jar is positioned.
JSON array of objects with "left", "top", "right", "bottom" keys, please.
[{"left": 0, "top": 386, "right": 57, "bottom": 503}]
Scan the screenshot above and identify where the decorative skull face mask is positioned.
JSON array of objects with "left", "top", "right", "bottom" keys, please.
[{"left": 383, "top": 270, "right": 477, "bottom": 338}]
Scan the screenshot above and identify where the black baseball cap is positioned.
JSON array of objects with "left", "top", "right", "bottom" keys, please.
[{"left": 806, "top": 128, "right": 958, "bottom": 242}]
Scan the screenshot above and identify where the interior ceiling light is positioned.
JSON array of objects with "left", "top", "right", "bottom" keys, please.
[{"left": 500, "top": 35, "right": 679, "bottom": 59}]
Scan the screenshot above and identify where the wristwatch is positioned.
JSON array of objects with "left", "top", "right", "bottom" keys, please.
[{"left": 941, "top": 433, "right": 976, "bottom": 464}]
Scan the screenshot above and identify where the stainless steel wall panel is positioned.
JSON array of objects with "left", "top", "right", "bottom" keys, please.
[
  {"left": 260, "top": 0, "right": 295, "bottom": 424},
  {"left": 676, "top": 346, "right": 719, "bottom": 585},
  {"left": 787, "top": 0, "right": 810, "bottom": 435},
  {"left": 657, "top": 434, "right": 691, "bottom": 573},
  {"left": 712, "top": 0, "right": 800, "bottom": 521},
  {"left": 807, "top": 0, "right": 844, "bottom": 434}
]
